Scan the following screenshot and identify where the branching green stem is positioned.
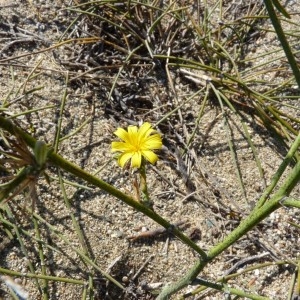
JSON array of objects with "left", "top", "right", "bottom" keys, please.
[
  {"left": 0, "top": 119, "right": 299, "bottom": 299},
  {"left": 0, "top": 116, "right": 207, "bottom": 260},
  {"left": 157, "top": 134, "right": 300, "bottom": 299}
]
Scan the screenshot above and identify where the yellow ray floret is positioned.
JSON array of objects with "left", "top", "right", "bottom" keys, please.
[{"left": 111, "top": 122, "right": 162, "bottom": 168}]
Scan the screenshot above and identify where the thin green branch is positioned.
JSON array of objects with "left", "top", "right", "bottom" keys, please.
[
  {"left": 0, "top": 267, "right": 85, "bottom": 285},
  {"left": 182, "top": 277, "right": 270, "bottom": 300},
  {"left": 263, "top": 0, "right": 300, "bottom": 88},
  {"left": 32, "top": 217, "right": 49, "bottom": 300},
  {"left": 255, "top": 132, "right": 300, "bottom": 208},
  {"left": 54, "top": 72, "right": 68, "bottom": 152},
  {"left": 283, "top": 198, "right": 300, "bottom": 209},
  {"left": 58, "top": 170, "right": 88, "bottom": 254},
  {"left": 186, "top": 261, "right": 290, "bottom": 297}
]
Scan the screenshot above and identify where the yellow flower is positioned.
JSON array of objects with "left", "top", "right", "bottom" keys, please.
[{"left": 111, "top": 122, "right": 162, "bottom": 168}]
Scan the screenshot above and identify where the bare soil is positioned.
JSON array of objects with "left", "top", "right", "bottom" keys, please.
[{"left": 0, "top": 1, "right": 299, "bottom": 299}]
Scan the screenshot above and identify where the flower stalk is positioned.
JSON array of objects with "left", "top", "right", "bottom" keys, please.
[{"left": 139, "top": 162, "right": 153, "bottom": 209}]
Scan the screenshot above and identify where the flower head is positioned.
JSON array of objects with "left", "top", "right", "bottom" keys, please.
[{"left": 111, "top": 122, "right": 162, "bottom": 168}]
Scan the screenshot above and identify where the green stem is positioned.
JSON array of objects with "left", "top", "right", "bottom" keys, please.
[
  {"left": 58, "top": 170, "right": 88, "bottom": 254},
  {"left": 255, "top": 132, "right": 300, "bottom": 208},
  {"left": 0, "top": 267, "right": 84, "bottom": 285},
  {"left": 263, "top": 0, "right": 300, "bottom": 88},
  {"left": 297, "top": 258, "right": 300, "bottom": 296},
  {"left": 32, "top": 217, "right": 49, "bottom": 300},
  {"left": 0, "top": 116, "right": 207, "bottom": 259},
  {"left": 157, "top": 151, "right": 300, "bottom": 299},
  {"left": 50, "top": 144, "right": 206, "bottom": 258},
  {"left": 139, "top": 163, "right": 153, "bottom": 209},
  {"left": 156, "top": 195, "right": 283, "bottom": 299},
  {"left": 58, "top": 170, "right": 96, "bottom": 295},
  {"left": 283, "top": 198, "right": 300, "bottom": 209},
  {"left": 0, "top": 168, "right": 28, "bottom": 202},
  {"left": 183, "top": 277, "right": 269, "bottom": 300},
  {"left": 53, "top": 73, "right": 68, "bottom": 152},
  {"left": 186, "top": 261, "right": 290, "bottom": 297}
]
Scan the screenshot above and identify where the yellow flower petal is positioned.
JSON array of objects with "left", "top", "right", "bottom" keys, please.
[
  {"left": 142, "top": 134, "right": 162, "bottom": 150},
  {"left": 131, "top": 151, "right": 142, "bottom": 168},
  {"left": 111, "top": 141, "right": 133, "bottom": 152},
  {"left": 141, "top": 150, "right": 158, "bottom": 165},
  {"left": 111, "top": 122, "right": 162, "bottom": 169},
  {"left": 127, "top": 125, "right": 138, "bottom": 135},
  {"left": 114, "top": 128, "right": 130, "bottom": 143},
  {"left": 118, "top": 152, "right": 133, "bottom": 168},
  {"left": 127, "top": 125, "right": 139, "bottom": 145},
  {"left": 138, "top": 122, "right": 154, "bottom": 140}
]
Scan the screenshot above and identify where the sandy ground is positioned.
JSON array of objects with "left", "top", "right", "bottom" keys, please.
[{"left": 0, "top": 0, "right": 299, "bottom": 299}]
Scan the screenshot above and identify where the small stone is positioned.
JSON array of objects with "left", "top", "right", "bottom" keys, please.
[{"left": 111, "top": 231, "right": 124, "bottom": 238}]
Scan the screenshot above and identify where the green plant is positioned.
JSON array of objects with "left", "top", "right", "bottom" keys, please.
[{"left": 0, "top": 1, "right": 299, "bottom": 299}]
